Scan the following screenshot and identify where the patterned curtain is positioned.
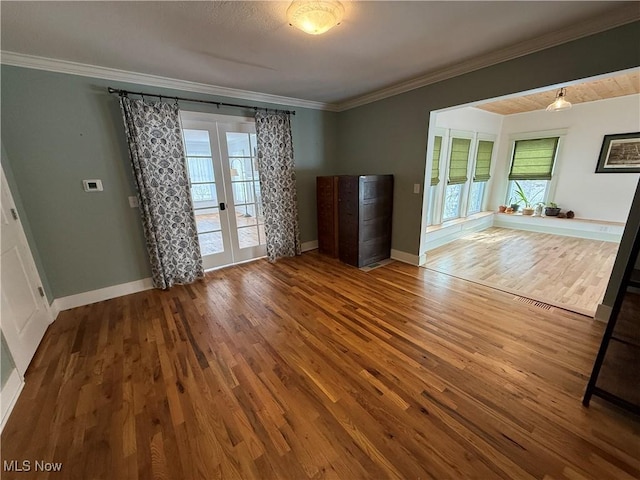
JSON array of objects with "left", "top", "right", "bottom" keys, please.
[
  {"left": 255, "top": 111, "right": 301, "bottom": 261},
  {"left": 119, "top": 97, "right": 204, "bottom": 289}
]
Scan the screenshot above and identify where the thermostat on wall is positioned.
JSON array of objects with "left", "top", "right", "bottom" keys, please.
[{"left": 83, "top": 179, "right": 103, "bottom": 192}]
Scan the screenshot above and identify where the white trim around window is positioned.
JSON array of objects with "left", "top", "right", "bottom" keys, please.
[
  {"left": 446, "top": 129, "right": 476, "bottom": 221},
  {"left": 426, "top": 126, "right": 447, "bottom": 226},
  {"left": 505, "top": 128, "right": 567, "bottom": 205},
  {"left": 427, "top": 129, "right": 497, "bottom": 226}
]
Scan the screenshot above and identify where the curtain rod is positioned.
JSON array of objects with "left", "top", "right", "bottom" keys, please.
[{"left": 107, "top": 87, "right": 296, "bottom": 115}]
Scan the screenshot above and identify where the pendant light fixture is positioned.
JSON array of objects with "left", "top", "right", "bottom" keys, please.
[
  {"left": 287, "top": 1, "right": 345, "bottom": 35},
  {"left": 546, "top": 87, "right": 572, "bottom": 112}
]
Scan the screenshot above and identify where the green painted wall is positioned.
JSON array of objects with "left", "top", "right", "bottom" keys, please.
[
  {"left": 1, "top": 333, "right": 15, "bottom": 388},
  {"left": 2, "top": 22, "right": 638, "bottom": 298},
  {"left": 1, "top": 66, "right": 337, "bottom": 298},
  {"left": 1, "top": 143, "right": 53, "bottom": 302},
  {"left": 335, "top": 21, "right": 640, "bottom": 255}
]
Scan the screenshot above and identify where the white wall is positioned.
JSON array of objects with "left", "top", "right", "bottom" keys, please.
[{"left": 489, "top": 94, "right": 640, "bottom": 223}]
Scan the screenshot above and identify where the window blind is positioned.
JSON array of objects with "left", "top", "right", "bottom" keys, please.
[
  {"left": 509, "top": 137, "right": 559, "bottom": 181},
  {"left": 473, "top": 140, "right": 493, "bottom": 182},
  {"left": 430, "top": 136, "right": 442, "bottom": 186},
  {"left": 448, "top": 138, "right": 471, "bottom": 185}
]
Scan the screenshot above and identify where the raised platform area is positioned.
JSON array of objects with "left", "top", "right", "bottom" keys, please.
[
  {"left": 424, "top": 212, "right": 624, "bottom": 253},
  {"left": 493, "top": 212, "right": 625, "bottom": 243}
]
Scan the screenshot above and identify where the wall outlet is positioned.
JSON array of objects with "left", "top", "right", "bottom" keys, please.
[
  {"left": 413, "top": 183, "right": 421, "bottom": 194},
  {"left": 128, "top": 196, "right": 139, "bottom": 208},
  {"left": 82, "top": 179, "right": 103, "bottom": 192}
]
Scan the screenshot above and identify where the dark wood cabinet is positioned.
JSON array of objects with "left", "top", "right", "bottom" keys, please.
[
  {"left": 317, "top": 175, "right": 393, "bottom": 268},
  {"left": 316, "top": 176, "right": 339, "bottom": 257}
]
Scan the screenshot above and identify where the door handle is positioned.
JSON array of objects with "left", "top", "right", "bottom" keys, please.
[{"left": 219, "top": 202, "right": 226, "bottom": 211}]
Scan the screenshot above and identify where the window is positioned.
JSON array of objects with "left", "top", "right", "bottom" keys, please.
[
  {"left": 443, "top": 184, "right": 463, "bottom": 221},
  {"left": 506, "top": 137, "right": 559, "bottom": 206},
  {"left": 442, "top": 137, "right": 471, "bottom": 221},
  {"left": 430, "top": 136, "right": 442, "bottom": 187},
  {"left": 468, "top": 140, "right": 494, "bottom": 215},
  {"left": 427, "top": 130, "right": 495, "bottom": 226},
  {"left": 506, "top": 179, "right": 547, "bottom": 207},
  {"left": 467, "top": 182, "right": 485, "bottom": 215}
]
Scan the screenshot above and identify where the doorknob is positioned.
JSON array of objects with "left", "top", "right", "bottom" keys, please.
[{"left": 219, "top": 202, "right": 226, "bottom": 211}]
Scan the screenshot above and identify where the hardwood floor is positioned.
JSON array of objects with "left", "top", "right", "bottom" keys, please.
[
  {"left": 2, "top": 252, "right": 638, "bottom": 479},
  {"left": 424, "top": 227, "right": 619, "bottom": 316}
]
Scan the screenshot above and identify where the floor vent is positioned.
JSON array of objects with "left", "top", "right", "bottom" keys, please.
[{"left": 514, "top": 296, "right": 553, "bottom": 310}]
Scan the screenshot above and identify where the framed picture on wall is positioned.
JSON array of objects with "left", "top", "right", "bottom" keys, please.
[{"left": 595, "top": 132, "right": 640, "bottom": 173}]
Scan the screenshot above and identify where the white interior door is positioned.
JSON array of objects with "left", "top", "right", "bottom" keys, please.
[
  {"left": 0, "top": 166, "right": 52, "bottom": 376},
  {"left": 181, "top": 112, "right": 266, "bottom": 269}
]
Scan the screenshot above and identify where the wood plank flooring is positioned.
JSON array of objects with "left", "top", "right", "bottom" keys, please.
[
  {"left": 2, "top": 252, "right": 638, "bottom": 479},
  {"left": 424, "top": 227, "right": 619, "bottom": 316}
]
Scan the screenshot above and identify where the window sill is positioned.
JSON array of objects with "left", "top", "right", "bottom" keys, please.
[
  {"left": 427, "top": 211, "right": 494, "bottom": 233},
  {"left": 494, "top": 212, "right": 624, "bottom": 226}
]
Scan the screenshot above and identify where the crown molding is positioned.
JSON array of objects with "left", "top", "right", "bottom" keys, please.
[
  {"left": 2, "top": 5, "right": 637, "bottom": 114},
  {"left": 0, "top": 51, "right": 340, "bottom": 112},
  {"left": 335, "top": 5, "right": 640, "bottom": 112}
]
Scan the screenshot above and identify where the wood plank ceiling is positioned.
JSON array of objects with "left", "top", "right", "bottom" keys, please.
[{"left": 475, "top": 70, "right": 640, "bottom": 115}]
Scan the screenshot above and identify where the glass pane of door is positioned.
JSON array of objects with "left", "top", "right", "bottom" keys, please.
[
  {"left": 181, "top": 115, "right": 266, "bottom": 269},
  {"left": 221, "top": 125, "right": 266, "bottom": 261},
  {"left": 182, "top": 128, "right": 233, "bottom": 268}
]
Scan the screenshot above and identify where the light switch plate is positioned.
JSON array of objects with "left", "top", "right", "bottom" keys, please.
[
  {"left": 128, "top": 196, "right": 139, "bottom": 208},
  {"left": 413, "top": 183, "right": 421, "bottom": 194},
  {"left": 83, "top": 179, "right": 103, "bottom": 192}
]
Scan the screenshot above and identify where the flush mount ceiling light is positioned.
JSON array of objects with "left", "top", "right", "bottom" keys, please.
[
  {"left": 287, "top": 1, "right": 345, "bottom": 35},
  {"left": 546, "top": 87, "right": 572, "bottom": 112}
]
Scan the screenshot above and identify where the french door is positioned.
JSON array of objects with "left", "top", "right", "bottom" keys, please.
[{"left": 181, "top": 112, "right": 266, "bottom": 270}]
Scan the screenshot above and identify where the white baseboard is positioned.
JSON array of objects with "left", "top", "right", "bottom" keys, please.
[
  {"left": 301, "top": 240, "right": 318, "bottom": 252},
  {"left": 594, "top": 303, "right": 612, "bottom": 323},
  {"left": 52, "top": 277, "right": 154, "bottom": 313},
  {"left": 1, "top": 369, "right": 24, "bottom": 433},
  {"left": 49, "top": 300, "right": 60, "bottom": 322},
  {"left": 391, "top": 249, "right": 420, "bottom": 266},
  {"left": 51, "top": 244, "right": 317, "bottom": 315},
  {"left": 50, "top": 244, "right": 318, "bottom": 315}
]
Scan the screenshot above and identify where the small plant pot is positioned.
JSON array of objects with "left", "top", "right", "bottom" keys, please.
[
  {"left": 522, "top": 207, "right": 534, "bottom": 216},
  {"left": 544, "top": 207, "right": 561, "bottom": 216},
  {"left": 498, "top": 205, "right": 507, "bottom": 213},
  {"left": 510, "top": 204, "right": 520, "bottom": 213}
]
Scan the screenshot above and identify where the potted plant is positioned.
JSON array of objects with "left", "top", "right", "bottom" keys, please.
[
  {"left": 544, "top": 202, "right": 561, "bottom": 216},
  {"left": 514, "top": 181, "right": 534, "bottom": 215}
]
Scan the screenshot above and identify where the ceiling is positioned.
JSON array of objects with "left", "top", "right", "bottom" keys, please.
[
  {"left": 1, "top": 1, "right": 639, "bottom": 108},
  {"left": 475, "top": 70, "right": 640, "bottom": 115}
]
